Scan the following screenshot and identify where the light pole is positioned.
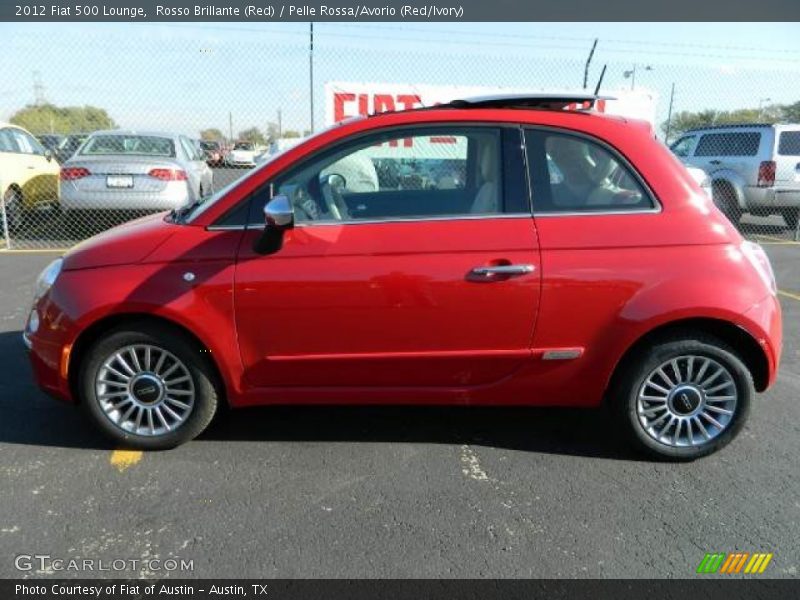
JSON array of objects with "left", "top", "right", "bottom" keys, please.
[{"left": 623, "top": 64, "right": 653, "bottom": 91}]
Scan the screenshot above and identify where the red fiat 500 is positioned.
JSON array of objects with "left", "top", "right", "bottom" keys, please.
[{"left": 25, "top": 95, "right": 782, "bottom": 459}]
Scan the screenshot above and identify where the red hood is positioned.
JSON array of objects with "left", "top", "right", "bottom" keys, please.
[{"left": 63, "top": 213, "right": 178, "bottom": 271}]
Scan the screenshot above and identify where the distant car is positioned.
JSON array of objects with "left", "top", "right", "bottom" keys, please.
[
  {"left": 0, "top": 122, "right": 59, "bottom": 231},
  {"left": 55, "top": 133, "right": 89, "bottom": 163},
  {"left": 59, "top": 130, "right": 213, "bottom": 213},
  {"left": 226, "top": 141, "right": 258, "bottom": 168},
  {"left": 199, "top": 140, "right": 224, "bottom": 167},
  {"left": 37, "top": 134, "right": 64, "bottom": 154},
  {"left": 671, "top": 123, "right": 800, "bottom": 229}
]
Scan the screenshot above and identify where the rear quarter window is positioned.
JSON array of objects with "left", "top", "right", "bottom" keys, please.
[
  {"left": 778, "top": 131, "right": 800, "bottom": 156},
  {"left": 695, "top": 132, "right": 761, "bottom": 157}
]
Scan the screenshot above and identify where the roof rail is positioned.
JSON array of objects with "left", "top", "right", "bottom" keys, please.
[
  {"left": 443, "top": 93, "right": 614, "bottom": 110},
  {"left": 685, "top": 122, "right": 777, "bottom": 132}
]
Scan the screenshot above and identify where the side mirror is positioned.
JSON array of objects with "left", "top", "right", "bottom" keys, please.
[
  {"left": 263, "top": 194, "right": 294, "bottom": 229},
  {"left": 44, "top": 149, "right": 54, "bottom": 162},
  {"left": 253, "top": 194, "right": 294, "bottom": 255}
]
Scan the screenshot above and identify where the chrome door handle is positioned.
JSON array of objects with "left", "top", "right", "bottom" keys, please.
[{"left": 470, "top": 264, "right": 535, "bottom": 278}]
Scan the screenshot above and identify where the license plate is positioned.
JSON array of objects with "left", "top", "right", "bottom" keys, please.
[{"left": 106, "top": 175, "right": 134, "bottom": 188}]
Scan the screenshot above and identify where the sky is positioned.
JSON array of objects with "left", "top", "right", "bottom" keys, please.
[{"left": 2, "top": 22, "right": 799, "bottom": 138}]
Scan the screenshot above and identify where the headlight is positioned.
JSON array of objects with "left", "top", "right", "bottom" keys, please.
[{"left": 33, "top": 258, "right": 63, "bottom": 302}]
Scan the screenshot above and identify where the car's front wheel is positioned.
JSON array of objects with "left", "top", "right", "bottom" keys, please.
[
  {"left": 79, "top": 324, "right": 220, "bottom": 449},
  {"left": 611, "top": 333, "right": 753, "bottom": 460}
]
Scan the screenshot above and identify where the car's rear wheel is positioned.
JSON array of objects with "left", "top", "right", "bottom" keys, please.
[
  {"left": 79, "top": 324, "right": 219, "bottom": 449},
  {"left": 711, "top": 181, "right": 740, "bottom": 226},
  {"left": 611, "top": 333, "right": 753, "bottom": 460},
  {"left": 782, "top": 208, "right": 799, "bottom": 231}
]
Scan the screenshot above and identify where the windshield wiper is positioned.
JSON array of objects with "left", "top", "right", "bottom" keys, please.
[{"left": 170, "top": 199, "right": 203, "bottom": 223}]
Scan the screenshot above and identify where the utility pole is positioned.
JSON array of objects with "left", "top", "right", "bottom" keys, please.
[
  {"left": 32, "top": 70, "right": 47, "bottom": 106},
  {"left": 229, "top": 112, "right": 233, "bottom": 143},
  {"left": 583, "top": 39, "right": 598, "bottom": 90},
  {"left": 665, "top": 83, "right": 676, "bottom": 144},
  {"left": 309, "top": 22, "right": 315, "bottom": 134},
  {"left": 277, "top": 109, "right": 282, "bottom": 139}
]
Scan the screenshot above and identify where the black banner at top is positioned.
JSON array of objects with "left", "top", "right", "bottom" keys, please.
[{"left": 3, "top": 0, "right": 800, "bottom": 21}]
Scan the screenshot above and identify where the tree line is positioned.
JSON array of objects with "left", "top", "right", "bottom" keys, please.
[{"left": 665, "top": 100, "right": 800, "bottom": 139}]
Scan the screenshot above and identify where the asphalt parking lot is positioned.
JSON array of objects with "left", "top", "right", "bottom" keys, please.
[{"left": 0, "top": 210, "right": 799, "bottom": 578}]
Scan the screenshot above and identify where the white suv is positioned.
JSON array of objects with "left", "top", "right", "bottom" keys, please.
[{"left": 671, "top": 123, "right": 800, "bottom": 231}]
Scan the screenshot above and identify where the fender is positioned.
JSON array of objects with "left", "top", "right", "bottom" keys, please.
[{"left": 708, "top": 169, "right": 748, "bottom": 209}]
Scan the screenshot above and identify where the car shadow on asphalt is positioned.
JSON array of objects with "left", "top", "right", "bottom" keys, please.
[
  {"left": 201, "top": 404, "right": 640, "bottom": 461},
  {"left": 3, "top": 330, "right": 640, "bottom": 460}
]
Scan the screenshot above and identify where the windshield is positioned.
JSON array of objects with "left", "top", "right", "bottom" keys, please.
[
  {"left": 234, "top": 142, "right": 254, "bottom": 151},
  {"left": 179, "top": 151, "right": 284, "bottom": 222},
  {"left": 81, "top": 135, "right": 176, "bottom": 157}
]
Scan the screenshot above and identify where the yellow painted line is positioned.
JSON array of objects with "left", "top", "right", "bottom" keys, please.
[
  {"left": 778, "top": 289, "right": 800, "bottom": 302},
  {"left": 109, "top": 449, "right": 143, "bottom": 472}
]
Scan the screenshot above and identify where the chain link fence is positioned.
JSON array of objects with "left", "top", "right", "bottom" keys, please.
[{"left": 2, "top": 24, "right": 800, "bottom": 249}]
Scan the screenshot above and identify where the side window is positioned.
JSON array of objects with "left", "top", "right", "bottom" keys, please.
[
  {"left": 670, "top": 135, "right": 696, "bottom": 158},
  {"left": 274, "top": 127, "right": 505, "bottom": 223},
  {"left": 525, "top": 130, "right": 654, "bottom": 214},
  {"left": 0, "top": 128, "right": 20, "bottom": 153},
  {"left": 179, "top": 137, "right": 194, "bottom": 160},
  {"left": 11, "top": 129, "right": 45, "bottom": 155},
  {"left": 695, "top": 132, "right": 761, "bottom": 157}
]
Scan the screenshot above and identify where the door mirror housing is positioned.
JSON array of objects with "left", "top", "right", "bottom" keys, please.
[
  {"left": 253, "top": 194, "right": 294, "bottom": 255},
  {"left": 44, "top": 149, "right": 54, "bottom": 162},
  {"left": 264, "top": 194, "right": 294, "bottom": 229}
]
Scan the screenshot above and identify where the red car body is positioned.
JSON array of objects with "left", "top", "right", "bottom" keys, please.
[{"left": 27, "top": 105, "right": 781, "bottom": 422}]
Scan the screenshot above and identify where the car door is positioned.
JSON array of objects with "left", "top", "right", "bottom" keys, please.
[
  {"left": 234, "top": 125, "right": 541, "bottom": 389},
  {"left": 0, "top": 128, "right": 26, "bottom": 197},
  {"left": 8, "top": 128, "right": 58, "bottom": 207}
]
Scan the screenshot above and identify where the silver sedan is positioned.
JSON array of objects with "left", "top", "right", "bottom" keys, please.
[{"left": 60, "top": 130, "right": 213, "bottom": 212}]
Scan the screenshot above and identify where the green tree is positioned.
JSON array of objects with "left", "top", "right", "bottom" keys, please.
[
  {"left": 237, "top": 127, "right": 266, "bottom": 145},
  {"left": 282, "top": 130, "right": 301, "bottom": 139},
  {"left": 781, "top": 101, "right": 800, "bottom": 123},
  {"left": 10, "top": 103, "right": 116, "bottom": 135},
  {"left": 200, "top": 128, "right": 224, "bottom": 141}
]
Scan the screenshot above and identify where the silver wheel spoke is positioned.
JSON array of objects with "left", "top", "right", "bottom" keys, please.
[
  {"left": 693, "top": 359, "right": 711, "bottom": 383},
  {"left": 646, "top": 381, "right": 671, "bottom": 395},
  {"left": 115, "top": 354, "right": 137, "bottom": 377},
  {"left": 656, "top": 367, "right": 675, "bottom": 387},
  {"left": 705, "top": 381, "right": 734, "bottom": 394},
  {"left": 638, "top": 354, "right": 737, "bottom": 449},
  {"left": 94, "top": 343, "right": 195, "bottom": 438},
  {"left": 706, "top": 395, "right": 735, "bottom": 402},
  {"left": 166, "top": 397, "right": 191, "bottom": 410},
  {"left": 98, "top": 379, "right": 127, "bottom": 388}
]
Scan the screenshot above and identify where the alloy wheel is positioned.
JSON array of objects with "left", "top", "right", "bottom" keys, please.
[
  {"left": 636, "top": 355, "right": 737, "bottom": 448},
  {"left": 94, "top": 344, "right": 195, "bottom": 436}
]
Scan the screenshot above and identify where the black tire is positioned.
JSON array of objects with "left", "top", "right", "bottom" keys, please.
[
  {"left": 610, "top": 332, "right": 753, "bottom": 461},
  {"left": 782, "top": 208, "right": 799, "bottom": 231},
  {"left": 79, "top": 323, "right": 220, "bottom": 450},
  {"left": 2, "top": 187, "right": 28, "bottom": 234},
  {"left": 711, "top": 182, "right": 740, "bottom": 226}
]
